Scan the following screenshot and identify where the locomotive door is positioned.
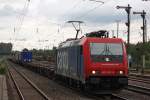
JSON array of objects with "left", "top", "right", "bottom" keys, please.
[
  {"left": 68, "top": 46, "right": 82, "bottom": 79},
  {"left": 77, "top": 46, "right": 82, "bottom": 79}
]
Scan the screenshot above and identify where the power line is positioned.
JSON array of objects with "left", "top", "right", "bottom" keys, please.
[
  {"left": 89, "top": 0, "right": 104, "bottom": 3},
  {"left": 59, "top": 0, "right": 84, "bottom": 19},
  {"left": 15, "top": 0, "right": 31, "bottom": 37},
  {"left": 73, "top": 0, "right": 118, "bottom": 20},
  {"left": 61, "top": 0, "right": 103, "bottom": 22},
  {"left": 74, "top": 2, "right": 104, "bottom": 20}
]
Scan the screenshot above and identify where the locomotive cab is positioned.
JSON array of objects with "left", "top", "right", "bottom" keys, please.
[{"left": 83, "top": 31, "right": 128, "bottom": 91}]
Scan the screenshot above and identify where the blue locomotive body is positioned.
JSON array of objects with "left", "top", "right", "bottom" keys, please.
[{"left": 20, "top": 51, "right": 32, "bottom": 62}]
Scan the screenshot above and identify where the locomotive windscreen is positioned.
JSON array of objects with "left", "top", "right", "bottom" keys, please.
[{"left": 90, "top": 43, "right": 123, "bottom": 63}]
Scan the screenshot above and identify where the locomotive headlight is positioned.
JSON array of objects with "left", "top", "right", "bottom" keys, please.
[
  {"left": 119, "top": 71, "right": 124, "bottom": 75},
  {"left": 92, "top": 70, "right": 96, "bottom": 74}
]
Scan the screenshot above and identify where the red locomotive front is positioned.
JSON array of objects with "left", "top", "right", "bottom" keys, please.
[{"left": 82, "top": 37, "right": 128, "bottom": 90}]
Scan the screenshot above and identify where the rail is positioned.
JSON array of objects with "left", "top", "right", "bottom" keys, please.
[
  {"left": 127, "top": 84, "right": 150, "bottom": 96},
  {"left": 111, "top": 94, "right": 129, "bottom": 100},
  {"left": 7, "top": 62, "right": 50, "bottom": 100}
]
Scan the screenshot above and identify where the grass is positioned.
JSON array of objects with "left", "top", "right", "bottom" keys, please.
[{"left": 0, "top": 58, "right": 7, "bottom": 75}]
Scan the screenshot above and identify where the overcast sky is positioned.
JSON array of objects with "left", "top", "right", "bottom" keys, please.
[{"left": 0, "top": 0, "right": 150, "bottom": 50}]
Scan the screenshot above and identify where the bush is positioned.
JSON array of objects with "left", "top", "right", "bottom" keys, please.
[
  {"left": 0, "top": 67, "right": 6, "bottom": 74},
  {"left": 0, "top": 59, "right": 7, "bottom": 74}
]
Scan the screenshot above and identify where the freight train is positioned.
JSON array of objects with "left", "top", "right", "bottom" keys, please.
[
  {"left": 19, "top": 49, "right": 32, "bottom": 62},
  {"left": 56, "top": 30, "right": 128, "bottom": 93},
  {"left": 12, "top": 49, "right": 32, "bottom": 63}
]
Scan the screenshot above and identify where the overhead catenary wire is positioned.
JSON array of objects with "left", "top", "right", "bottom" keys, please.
[
  {"left": 65, "top": 0, "right": 116, "bottom": 38},
  {"left": 60, "top": 0, "right": 84, "bottom": 18},
  {"left": 73, "top": 2, "right": 104, "bottom": 20},
  {"left": 33, "top": 0, "right": 85, "bottom": 44},
  {"left": 15, "top": 0, "right": 31, "bottom": 40},
  {"left": 18, "top": 0, "right": 30, "bottom": 32},
  {"left": 12, "top": 0, "right": 31, "bottom": 51},
  {"left": 72, "top": 0, "right": 117, "bottom": 20},
  {"left": 57, "top": 0, "right": 104, "bottom": 39},
  {"left": 39, "top": 0, "right": 111, "bottom": 39},
  {"left": 89, "top": 0, "right": 104, "bottom": 3}
]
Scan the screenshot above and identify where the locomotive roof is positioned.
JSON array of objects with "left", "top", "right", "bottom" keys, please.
[
  {"left": 58, "top": 39, "right": 81, "bottom": 48},
  {"left": 85, "top": 37, "right": 123, "bottom": 43},
  {"left": 58, "top": 37, "right": 124, "bottom": 48}
]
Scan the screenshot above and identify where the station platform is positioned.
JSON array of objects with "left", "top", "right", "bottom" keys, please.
[{"left": 0, "top": 75, "right": 8, "bottom": 100}]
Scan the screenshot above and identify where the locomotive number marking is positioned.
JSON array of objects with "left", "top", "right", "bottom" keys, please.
[{"left": 57, "top": 51, "right": 68, "bottom": 70}]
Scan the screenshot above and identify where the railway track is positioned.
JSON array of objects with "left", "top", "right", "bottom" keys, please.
[
  {"left": 8, "top": 60, "right": 150, "bottom": 100},
  {"left": 8, "top": 61, "right": 105, "bottom": 100},
  {"left": 129, "top": 74, "right": 150, "bottom": 79},
  {"left": 110, "top": 84, "right": 150, "bottom": 100},
  {"left": 54, "top": 75, "right": 129, "bottom": 100},
  {"left": 128, "top": 75, "right": 150, "bottom": 95},
  {"left": 126, "top": 84, "right": 150, "bottom": 96},
  {"left": 7, "top": 62, "right": 50, "bottom": 100},
  {"left": 129, "top": 76, "right": 150, "bottom": 84},
  {"left": 9, "top": 61, "right": 128, "bottom": 100},
  {"left": 111, "top": 94, "right": 129, "bottom": 100}
]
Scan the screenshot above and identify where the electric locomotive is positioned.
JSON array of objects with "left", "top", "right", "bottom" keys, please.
[{"left": 56, "top": 30, "right": 128, "bottom": 93}]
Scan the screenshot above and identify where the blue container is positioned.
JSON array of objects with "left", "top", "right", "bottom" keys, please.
[{"left": 20, "top": 51, "right": 32, "bottom": 62}]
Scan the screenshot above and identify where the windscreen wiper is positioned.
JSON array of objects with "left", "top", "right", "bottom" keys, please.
[{"left": 99, "top": 44, "right": 107, "bottom": 55}]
